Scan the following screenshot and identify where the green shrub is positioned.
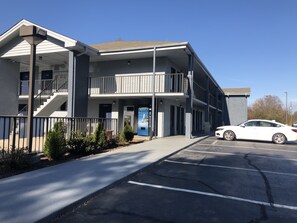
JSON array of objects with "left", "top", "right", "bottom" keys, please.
[
  {"left": 114, "top": 132, "right": 125, "bottom": 145},
  {"left": 98, "top": 129, "right": 108, "bottom": 148},
  {"left": 44, "top": 122, "right": 66, "bottom": 160},
  {"left": 121, "top": 124, "right": 134, "bottom": 142},
  {"left": 0, "top": 147, "right": 30, "bottom": 170},
  {"left": 67, "top": 131, "right": 93, "bottom": 155},
  {"left": 94, "top": 123, "right": 103, "bottom": 145},
  {"left": 107, "top": 133, "right": 120, "bottom": 147}
]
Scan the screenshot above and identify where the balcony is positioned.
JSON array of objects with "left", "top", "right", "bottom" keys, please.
[
  {"left": 19, "top": 72, "right": 68, "bottom": 96},
  {"left": 193, "top": 82, "right": 207, "bottom": 102},
  {"left": 88, "top": 73, "right": 188, "bottom": 95}
]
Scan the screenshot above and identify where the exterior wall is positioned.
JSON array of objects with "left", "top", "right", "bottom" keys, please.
[
  {"left": 163, "top": 100, "right": 171, "bottom": 136},
  {"left": 0, "top": 59, "right": 19, "bottom": 115},
  {"left": 225, "top": 96, "right": 248, "bottom": 125},
  {"left": 1, "top": 38, "right": 67, "bottom": 58},
  {"left": 162, "top": 98, "right": 186, "bottom": 137},
  {"left": 90, "top": 57, "right": 169, "bottom": 76},
  {"left": 88, "top": 98, "right": 118, "bottom": 118}
]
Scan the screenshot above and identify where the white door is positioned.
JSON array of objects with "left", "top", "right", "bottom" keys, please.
[{"left": 123, "top": 106, "right": 134, "bottom": 130}]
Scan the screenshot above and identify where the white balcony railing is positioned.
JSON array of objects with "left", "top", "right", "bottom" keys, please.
[
  {"left": 19, "top": 72, "right": 68, "bottom": 96},
  {"left": 89, "top": 73, "right": 188, "bottom": 95}
]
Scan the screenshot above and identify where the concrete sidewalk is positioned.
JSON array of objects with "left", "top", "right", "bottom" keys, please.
[{"left": 0, "top": 135, "right": 207, "bottom": 223}]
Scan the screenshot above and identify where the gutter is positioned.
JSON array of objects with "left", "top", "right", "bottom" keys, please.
[
  {"left": 98, "top": 42, "right": 189, "bottom": 55},
  {"left": 69, "top": 41, "right": 99, "bottom": 56}
]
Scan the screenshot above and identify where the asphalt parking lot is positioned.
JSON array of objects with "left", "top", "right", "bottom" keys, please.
[{"left": 52, "top": 137, "right": 297, "bottom": 223}]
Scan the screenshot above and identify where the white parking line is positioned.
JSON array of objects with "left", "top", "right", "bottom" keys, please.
[
  {"left": 196, "top": 143, "right": 297, "bottom": 153},
  {"left": 164, "top": 159, "right": 297, "bottom": 177},
  {"left": 128, "top": 180, "right": 297, "bottom": 211},
  {"left": 185, "top": 149, "right": 297, "bottom": 162},
  {"left": 212, "top": 140, "right": 217, "bottom": 145}
]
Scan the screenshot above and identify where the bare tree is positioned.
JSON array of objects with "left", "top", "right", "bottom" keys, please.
[{"left": 248, "top": 95, "right": 286, "bottom": 123}]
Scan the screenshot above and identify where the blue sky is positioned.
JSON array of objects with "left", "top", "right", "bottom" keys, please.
[{"left": 1, "top": 0, "right": 296, "bottom": 111}]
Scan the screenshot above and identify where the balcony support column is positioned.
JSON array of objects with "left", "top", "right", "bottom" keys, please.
[
  {"left": 67, "top": 51, "right": 90, "bottom": 117},
  {"left": 214, "top": 89, "right": 219, "bottom": 129},
  {"left": 204, "top": 78, "right": 211, "bottom": 133},
  {"left": 150, "top": 47, "right": 156, "bottom": 140},
  {"left": 185, "top": 53, "right": 193, "bottom": 138}
]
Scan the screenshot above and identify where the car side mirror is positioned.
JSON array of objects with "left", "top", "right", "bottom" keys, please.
[{"left": 240, "top": 124, "right": 245, "bottom": 128}]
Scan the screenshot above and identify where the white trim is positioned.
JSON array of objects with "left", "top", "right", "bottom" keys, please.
[
  {"left": 99, "top": 45, "right": 187, "bottom": 56},
  {"left": 0, "top": 19, "right": 76, "bottom": 47},
  {"left": 0, "top": 19, "right": 98, "bottom": 56}
]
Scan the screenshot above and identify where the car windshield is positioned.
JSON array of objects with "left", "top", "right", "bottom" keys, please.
[{"left": 237, "top": 121, "right": 247, "bottom": 126}]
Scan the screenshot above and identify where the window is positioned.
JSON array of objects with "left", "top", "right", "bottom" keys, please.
[
  {"left": 41, "top": 70, "right": 53, "bottom": 80},
  {"left": 245, "top": 121, "right": 260, "bottom": 127},
  {"left": 260, "top": 121, "right": 278, "bottom": 127}
]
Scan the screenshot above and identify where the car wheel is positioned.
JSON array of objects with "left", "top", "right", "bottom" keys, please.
[
  {"left": 272, "top": 133, "right": 286, "bottom": 144},
  {"left": 223, "top": 130, "right": 236, "bottom": 141}
]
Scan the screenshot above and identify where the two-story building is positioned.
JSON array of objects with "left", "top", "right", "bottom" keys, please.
[{"left": 0, "top": 19, "right": 245, "bottom": 140}]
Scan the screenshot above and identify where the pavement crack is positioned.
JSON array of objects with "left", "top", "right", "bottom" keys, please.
[
  {"left": 244, "top": 154, "right": 275, "bottom": 208},
  {"left": 247, "top": 205, "right": 268, "bottom": 223},
  {"left": 149, "top": 170, "right": 224, "bottom": 195}
]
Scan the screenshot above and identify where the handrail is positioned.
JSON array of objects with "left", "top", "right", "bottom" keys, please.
[{"left": 18, "top": 79, "right": 68, "bottom": 114}]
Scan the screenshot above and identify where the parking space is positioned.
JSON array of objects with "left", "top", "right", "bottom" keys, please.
[{"left": 53, "top": 137, "right": 297, "bottom": 223}]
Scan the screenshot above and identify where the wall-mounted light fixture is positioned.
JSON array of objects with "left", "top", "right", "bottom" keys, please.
[
  {"left": 112, "top": 100, "right": 116, "bottom": 105},
  {"left": 160, "top": 100, "right": 163, "bottom": 105},
  {"left": 127, "top": 60, "right": 131, "bottom": 65}
]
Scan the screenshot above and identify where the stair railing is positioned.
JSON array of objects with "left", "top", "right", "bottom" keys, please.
[{"left": 18, "top": 79, "right": 68, "bottom": 115}]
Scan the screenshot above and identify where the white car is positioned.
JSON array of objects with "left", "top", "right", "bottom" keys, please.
[{"left": 215, "top": 119, "right": 297, "bottom": 144}]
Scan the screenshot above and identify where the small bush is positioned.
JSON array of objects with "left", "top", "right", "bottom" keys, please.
[
  {"left": 44, "top": 122, "right": 66, "bottom": 160},
  {"left": 67, "top": 131, "right": 93, "bottom": 155},
  {"left": 0, "top": 147, "right": 30, "bottom": 170},
  {"left": 94, "top": 123, "right": 103, "bottom": 145},
  {"left": 121, "top": 124, "right": 134, "bottom": 142},
  {"left": 98, "top": 129, "right": 108, "bottom": 148}
]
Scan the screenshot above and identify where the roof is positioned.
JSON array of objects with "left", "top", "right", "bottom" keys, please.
[
  {"left": 91, "top": 41, "right": 184, "bottom": 52},
  {"left": 223, "top": 88, "right": 251, "bottom": 96}
]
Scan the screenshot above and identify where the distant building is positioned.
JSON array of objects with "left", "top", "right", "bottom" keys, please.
[{"left": 223, "top": 88, "right": 251, "bottom": 125}]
